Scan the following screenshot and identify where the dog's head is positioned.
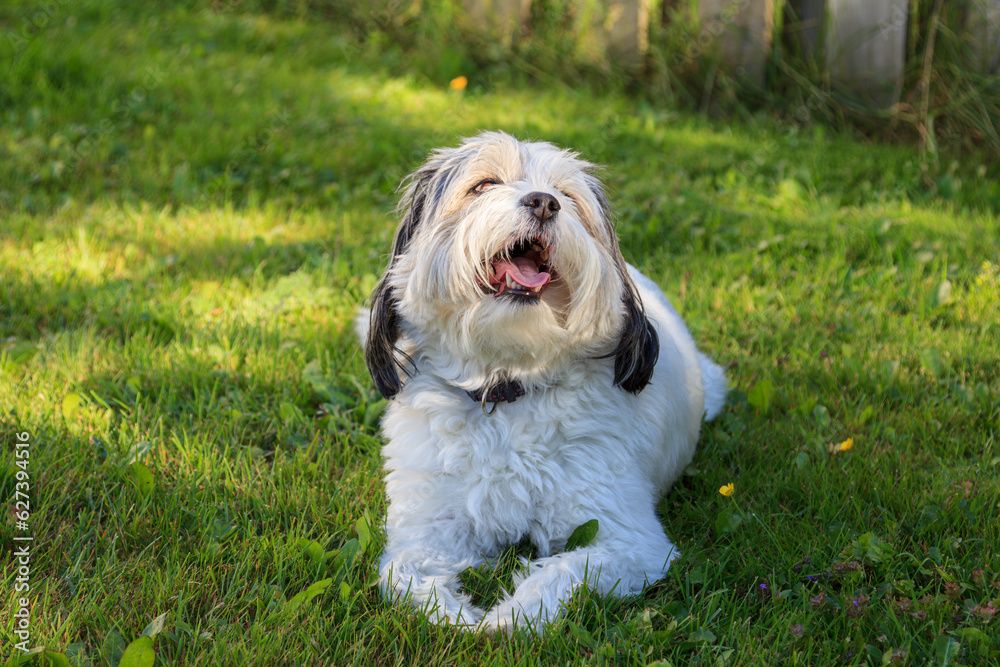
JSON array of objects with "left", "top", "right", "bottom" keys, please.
[{"left": 366, "top": 131, "right": 657, "bottom": 399}]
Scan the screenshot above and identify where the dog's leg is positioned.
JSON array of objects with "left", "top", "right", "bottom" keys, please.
[
  {"left": 380, "top": 543, "right": 486, "bottom": 627},
  {"left": 380, "top": 475, "right": 489, "bottom": 629},
  {"left": 484, "top": 513, "right": 678, "bottom": 634}
]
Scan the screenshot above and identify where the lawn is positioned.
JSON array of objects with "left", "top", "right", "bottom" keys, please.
[{"left": 2, "top": 2, "right": 999, "bottom": 665}]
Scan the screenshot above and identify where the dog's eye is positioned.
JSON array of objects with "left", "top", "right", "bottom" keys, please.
[{"left": 471, "top": 179, "right": 500, "bottom": 195}]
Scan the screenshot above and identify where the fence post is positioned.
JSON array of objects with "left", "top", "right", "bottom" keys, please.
[
  {"left": 462, "top": 0, "right": 532, "bottom": 45},
  {"left": 826, "top": 0, "right": 908, "bottom": 108},
  {"left": 967, "top": 0, "right": 1000, "bottom": 72},
  {"left": 569, "top": 0, "right": 652, "bottom": 70},
  {"left": 607, "top": 0, "right": 652, "bottom": 67},
  {"left": 697, "top": 0, "right": 776, "bottom": 87}
]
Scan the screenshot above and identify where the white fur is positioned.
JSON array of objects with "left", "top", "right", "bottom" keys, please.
[{"left": 361, "top": 132, "right": 727, "bottom": 634}]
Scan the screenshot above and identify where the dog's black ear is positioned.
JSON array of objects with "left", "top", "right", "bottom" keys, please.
[
  {"left": 585, "top": 170, "right": 659, "bottom": 393},
  {"left": 365, "top": 173, "right": 431, "bottom": 399},
  {"left": 612, "top": 275, "right": 659, "bottom": 393},
  {"left": 366, "top": 280, "right": 405, "bottom": 399}
]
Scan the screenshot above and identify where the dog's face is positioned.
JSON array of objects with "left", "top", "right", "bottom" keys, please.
[{"left": 367, "top": 132, "right": 657, "bottom": 398}]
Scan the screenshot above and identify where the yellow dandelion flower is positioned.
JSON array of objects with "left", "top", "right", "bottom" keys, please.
[
  {"left": 449, "top": 76, "right": 468, "bottom": 90},
  {"left": 833, "top": 437, "right": 854, "bottom": 453},
  {"left": 719, "top": 483, "right": 734, "bottom": 497}
]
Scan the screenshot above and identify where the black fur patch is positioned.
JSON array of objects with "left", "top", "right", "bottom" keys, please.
[
  {"left": 365, "top": 173, "right": 432, "bottom": 399},
  {"left": 587, "top": 173, "right": 659, "bottom": 393},
  {"left": 612, "top": 278, "right": 659, "bottom": 393}
]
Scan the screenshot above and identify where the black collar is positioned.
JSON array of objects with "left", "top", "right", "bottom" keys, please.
[{"left": 467, "top": 379, "right": 524, "bottom": 413}]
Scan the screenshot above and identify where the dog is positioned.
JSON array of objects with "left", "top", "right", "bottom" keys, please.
[{"left": 358, "top": 131, "right": 727, "bottom": 633}]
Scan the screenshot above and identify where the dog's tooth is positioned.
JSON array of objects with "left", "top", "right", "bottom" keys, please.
[
  {"left": 540, "top": 248, "right": 549, "bottom": 261},
  {"left": 506, "top": 275, "right": 514, "bottom": 288}
]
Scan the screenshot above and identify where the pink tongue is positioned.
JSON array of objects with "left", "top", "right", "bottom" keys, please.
[{"left": 492, "top": 256, "right": 551, "bottom": 288}]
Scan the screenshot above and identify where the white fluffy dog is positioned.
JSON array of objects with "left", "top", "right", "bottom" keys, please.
[{"left": 360, "top": 131, "right": 727, "bottom": 633}]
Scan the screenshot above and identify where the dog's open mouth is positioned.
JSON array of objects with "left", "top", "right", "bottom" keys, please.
[{"left": 488, "top": 237, "right": 552, "bottom": 301}]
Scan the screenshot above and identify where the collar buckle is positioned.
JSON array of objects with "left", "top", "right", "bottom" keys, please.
[
  {"left": 469, "top": 379, "right": 525, "bottom": 416},
  {"left": 481, "top": 391, "right": 499, "bottom": 416}
]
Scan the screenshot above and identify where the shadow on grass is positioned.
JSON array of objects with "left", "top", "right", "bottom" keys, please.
[{"left": 0, "top": 231, "right": 378, "bottom": 342}]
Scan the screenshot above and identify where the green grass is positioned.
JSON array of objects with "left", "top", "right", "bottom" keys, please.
[{"left": 2, "top": 2, "right": 1000, "bottom": 665}]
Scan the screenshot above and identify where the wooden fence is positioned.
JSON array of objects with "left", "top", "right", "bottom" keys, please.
[{"left": 464, "top": 0, "right": 1000, "bottom": 107}]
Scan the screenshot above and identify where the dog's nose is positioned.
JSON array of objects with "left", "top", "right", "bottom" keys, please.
[{"left": 520, "top": 191, "right": 560, "bottom": 223}]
